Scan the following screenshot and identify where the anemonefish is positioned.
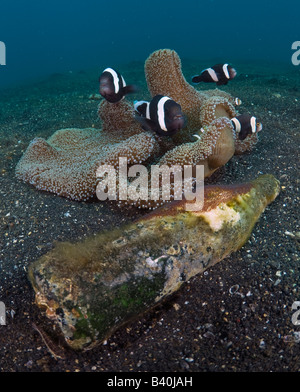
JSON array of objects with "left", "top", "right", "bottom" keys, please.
[
  {"left": 234, "top": 97, "right": 242, "bottom": 106},
  {"left": 231, "top": 114, "right": 263, "bottom": 140},
  {"left": 99, "top": 68, "right": 137, "bottom": 103},
  {"left": 134, "top": 95, "right": 185, "bottom": 136},
  {"left": 192, "top": 64, "right": 237, "bottom": 86}
]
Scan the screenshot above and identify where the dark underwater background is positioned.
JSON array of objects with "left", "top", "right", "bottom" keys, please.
[{"left": 0, "top": 0, "right": 299, "bottom": 88}]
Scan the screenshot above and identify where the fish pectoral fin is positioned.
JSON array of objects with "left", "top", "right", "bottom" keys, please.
[
  {"left": 191, "top": 75, "right": 202, "bottom": 83},
  {"left": 238, "top": 129, "right": 251, "bottom": 140},
  {"left": 134, "top": 115, "right": 157, "bottom": 133}
]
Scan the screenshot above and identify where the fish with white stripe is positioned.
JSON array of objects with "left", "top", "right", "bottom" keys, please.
[
  {"left": 99, "top": 67, "right": 137, "bottom": 103},
  {"left": 192, "top": 64, "right": 237, "bottom": 86},
  {"left": 134, "top": 95, "right": 186, "bottom": 136},
  {"left": 231, "top": 114, "right": 263, "bottom": 140}
]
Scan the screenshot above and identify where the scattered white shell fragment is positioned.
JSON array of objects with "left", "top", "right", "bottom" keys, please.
[
  {"left": 145, "top": 255, "right": 167, "bottom": 267},
  {"left": 229, "top": 284, "right": 240, "bottom": 294},
  {"left": 285, "top": 231, "right": 295, "bottom": 237}
]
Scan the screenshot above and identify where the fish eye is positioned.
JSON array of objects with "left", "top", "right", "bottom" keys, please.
[
  {"left": 173, "top": 114, "right": 183, "bottom": 120},
  {"left": 257, "top": 122, "right": 263, "bottom": 131}
]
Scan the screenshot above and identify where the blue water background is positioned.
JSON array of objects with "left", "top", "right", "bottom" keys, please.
[{"left": 0, "top": 0, "right": 299, "bottom": 88}]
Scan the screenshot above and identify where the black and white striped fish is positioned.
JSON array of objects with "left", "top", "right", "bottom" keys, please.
[
  {"left": 231, "top": 114, "right": 262, "bottom": 140},
  {"left": 192, "top": 64, "right": 237, "bottom": 86},
  {"left": 134, "top": 95, "right": 185, "bottom": 136},
  {"left": 99, "top": 67, "right": 137, "bottom": 103}
]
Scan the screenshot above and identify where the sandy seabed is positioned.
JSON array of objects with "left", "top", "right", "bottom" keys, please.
[{"left": 0, "top": 59, "right": 299, "bottom": 372}]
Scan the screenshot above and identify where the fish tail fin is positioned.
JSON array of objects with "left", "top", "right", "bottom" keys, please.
[{"left": 122, "top": 84, "right": 139, "bottom": 95}]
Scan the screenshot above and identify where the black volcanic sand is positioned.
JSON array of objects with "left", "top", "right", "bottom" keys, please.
[{"left": 0, "top": 59, "right": 299, "bottom": 372}]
